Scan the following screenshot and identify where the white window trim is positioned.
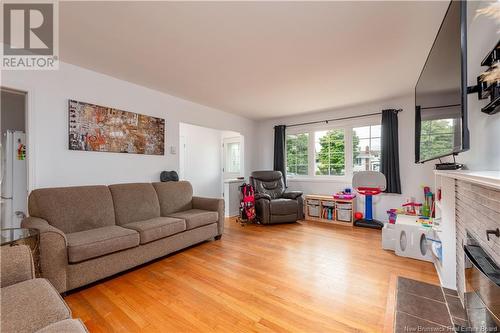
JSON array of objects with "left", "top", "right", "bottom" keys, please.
[
  {"left": 223, "top": 136, "right": 243, "bottom": 179},
  {"left": 285, "top": 115, "right": 380, "bottom": 182}
]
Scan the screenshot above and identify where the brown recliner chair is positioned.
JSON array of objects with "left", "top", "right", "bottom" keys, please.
[{"left": 250, "top": 171, "right": 304, "bottom": 224}]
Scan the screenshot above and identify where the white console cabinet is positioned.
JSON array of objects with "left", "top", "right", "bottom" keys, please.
[{"left": 223, "top": 179, "right": 245, "bottom": 217}]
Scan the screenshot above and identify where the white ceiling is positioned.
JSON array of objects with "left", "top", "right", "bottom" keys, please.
[{"left": 60, "top": 1, "right": 450, "bottom": 120}]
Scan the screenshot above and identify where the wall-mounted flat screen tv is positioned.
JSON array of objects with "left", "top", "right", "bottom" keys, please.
[{"left": 415, "top": 0, "right": 469, "bottom": 163}]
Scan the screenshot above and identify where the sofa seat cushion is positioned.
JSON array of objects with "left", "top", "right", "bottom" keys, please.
[
  {"left": 66, "top": 226, "right": 140, "bottom": 263},
  {"left": 36, "top": 319, "right": 88, "bottom": 333},
  {"left": 1, "top": 278, "right": 71, "bottom": 333},
  {"left": 168, "top": 209, "right": 218, "bottom": 230},
  {"left": 122, "top": 217, "right": 186, "bottom": 244},
  {"left": 270, "top": 198, "right": 298, "bottom": 215}
]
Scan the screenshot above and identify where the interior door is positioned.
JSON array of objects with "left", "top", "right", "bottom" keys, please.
[{"left": 222, "top": 136, "right": 243, "bottom": 180}]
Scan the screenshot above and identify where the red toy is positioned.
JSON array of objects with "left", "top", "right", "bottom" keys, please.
[
  {"left": 239, "top": 183, "right": 256, "bottom": 222},
  {"left": 354, "top": 212, "right": 363, "bottom": 220}
]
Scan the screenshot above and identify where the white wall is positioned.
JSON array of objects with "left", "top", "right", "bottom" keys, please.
[
  {"left": 1, "top": 62, "right": 257, "bottom": 189},
  {"left": 179, "top": 123, "right": 222, "bottom": 198},
  {"left": 254, "top": 2, "right": 500, "bottom": 221},
  {"left": 255, "top": 95, "right": 436, "bottom": 221},
  {"left": 457, "top": 1, "right": 500, "bottom": 170}
]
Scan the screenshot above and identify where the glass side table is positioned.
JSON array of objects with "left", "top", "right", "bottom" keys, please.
[{"left": 1, "top": 228, "right": 41, "bottom": 277}]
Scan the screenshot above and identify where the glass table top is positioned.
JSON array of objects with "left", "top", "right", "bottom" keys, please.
[{"left": 1, "top": 228, "right": 39, "bottom": 246}]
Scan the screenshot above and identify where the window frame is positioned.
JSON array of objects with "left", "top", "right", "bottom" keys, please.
[
  {"left": 285, "top": 116, "right": 380, "bottom": 182},
  {"left": 223, "top": 136, "right": 243, "bottom": 179},
  {"left": 352, "top": 123, "right": 382, "bottom": 173},
  {"left": 285, "top": 132, "right": 310, "bottom": 177}
]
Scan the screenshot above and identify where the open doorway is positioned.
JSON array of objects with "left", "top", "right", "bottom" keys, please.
[
  {"left": 221, "top": 131, "right": 244, "bottom": 180},
  {"left": 179, "top": 123, "right": 245, "bottom": 217},
  {"left": 1, "top": 88, "right": 28, "bottom": 229}
]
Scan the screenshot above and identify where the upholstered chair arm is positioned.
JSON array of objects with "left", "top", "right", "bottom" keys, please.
[
  {"left": 0, "top": 245, "right": 35, "bottom": 287},
  {"left": 192, "top": 197, "right": 225, "bottom": 236},
  {"left": 282, "top": 191, "right": 303, "bottom": 200},
  {"left": 254, "top": 198, "right": 271, "bottom": 224},
  {"left": 21, "top": 217, "right": 68, "bottom": 293},
  {"left": 296, "top": 196, "right": 305, "bottom": 220},
  {"left": 255, "top": 193, "right": 272, "bottom": 201}
]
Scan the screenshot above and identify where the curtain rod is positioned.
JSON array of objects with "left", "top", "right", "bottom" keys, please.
[{"left": 284, "top": 109, "right": 403, "bottom": 128}]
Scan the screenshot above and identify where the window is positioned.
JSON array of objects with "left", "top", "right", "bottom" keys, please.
[
  {"left": 223, "top": 136, "right": 243, "bottom": 178},
  {"left": 284, "top": 119, "right": 380, "bottom": 179},
  {"left": 286, "top": 133, "right": 309, "bottom": 176},
  {"left": 353, "top": 125, "right": 381, "bottom": 172},
  {"left": 314, "top": 129, "right": 345, "bottom": 176},
  {"left": 419, "top": 119, "right": 455, "bottom": 161},
  {"left": 225, "top": 142, "right": 241, "bottom": 173}
]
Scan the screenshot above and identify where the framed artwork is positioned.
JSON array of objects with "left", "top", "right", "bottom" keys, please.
[{"left": 68, "top": 99, "right": 165, "bottom": 155}]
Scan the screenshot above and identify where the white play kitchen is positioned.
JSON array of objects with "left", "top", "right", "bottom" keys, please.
[{"left": 383, "top": 170, "right": 500, "bottom": 291}]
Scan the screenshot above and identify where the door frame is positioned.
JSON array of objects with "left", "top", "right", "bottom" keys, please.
[
  {"left": 222, "top": 135, "right": 244, "bottom": 180},
  {"left": 1, "top": 86, "right": 36, "bottom": 192}
]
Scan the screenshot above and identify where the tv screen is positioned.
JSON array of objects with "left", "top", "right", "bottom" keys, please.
[{"left": 415, "top": 0, "right": 469, "bottom": 163}]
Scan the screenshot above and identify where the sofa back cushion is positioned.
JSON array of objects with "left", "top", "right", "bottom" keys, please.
[
  {"left": 152, "top": 181, "right": 193, "bottom": 215},
  {"left": 28, "top": 185, "right": 116, "bottom": 234},
  {"left": 109, "top": 183, "right": 160, "bottom": 225}
]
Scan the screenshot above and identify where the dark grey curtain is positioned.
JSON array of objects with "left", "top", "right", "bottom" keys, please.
[
  {"left": 381, "top": 109, "right": 401, "bottom": 194},
  {"left": 273, "top": 125, "right": 287, "bottom": 186}
]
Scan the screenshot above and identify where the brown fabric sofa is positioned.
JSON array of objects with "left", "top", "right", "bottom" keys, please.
[
  {"left": 0, "top": 245, "right": 88, "bottom": 333},
  {"left": 22, "top": 181, "right": 224, "bottom": 293}
]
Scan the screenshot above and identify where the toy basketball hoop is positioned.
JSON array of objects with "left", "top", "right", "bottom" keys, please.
[{"left": 352, "top": 171, "right": 386, "bottom": 229}]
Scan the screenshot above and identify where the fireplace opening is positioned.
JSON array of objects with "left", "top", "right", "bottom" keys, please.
[{"left": 464, "top": 231, "right": 500, "bottom": 332}]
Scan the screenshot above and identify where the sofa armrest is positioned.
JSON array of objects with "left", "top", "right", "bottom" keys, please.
[
  {"left": 282, "top": 191, "right": 303, "bottom": 200},
  {"left": 0, "top": 244, "right": 35, "bottom": 287},
  {"left": 192, "top": 197, "right": 225, "bottom": 236},
  {"left": 21, "top": 217, "right": 68, "bottom": 293},
  {"left": 255, "top": 193, "right": 272, "bottom": 201}
]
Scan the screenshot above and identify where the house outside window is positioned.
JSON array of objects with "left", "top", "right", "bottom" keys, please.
[{"left": 353, "top": 125, "right": 381, "bottom": 172}]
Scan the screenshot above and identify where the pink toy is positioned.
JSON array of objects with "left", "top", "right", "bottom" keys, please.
[
  {"left": 387, "top": 209, "right": 397, "bottom": 224},
  {"left": 333, "top": 193, "right": 356, "bottom": 200}
]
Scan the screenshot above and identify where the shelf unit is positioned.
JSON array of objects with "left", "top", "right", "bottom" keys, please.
[
  {"left": 304, "top": 194, "right": 356, "bottom": 226},
  {"left": 432, "top": 172, "right": 457, "bottom": 290}
]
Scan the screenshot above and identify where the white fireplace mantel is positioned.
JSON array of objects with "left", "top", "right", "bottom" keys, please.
[
  {"left": 435, "top": 170, "right": 500, "bottom": 190},
  {"left": 433, "top": 169, "right": 500, "bottom": 294}
]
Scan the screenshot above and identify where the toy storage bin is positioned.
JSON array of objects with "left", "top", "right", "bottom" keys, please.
[
  {"left": 336, "top": 202, "right": 352, "bottom": 222},
  {"left": 307, "top": 199, "right": 320, "bottom": 217},
  {"left": 336, "top": 209, "right": 351, "bottom": 222},
  {"left": 336, "top": 203, "right": 352, "bottom": 210}
]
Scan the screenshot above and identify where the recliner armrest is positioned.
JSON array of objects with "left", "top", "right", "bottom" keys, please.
[
  {"left": 255, "top": 193, "right": 272, "bottom": 201},
  {"left": 21, "top": 217, "right": 68, "bottom": 293},
  {"left": 282, "top": 191, "right": 303, "bottom": 200}
]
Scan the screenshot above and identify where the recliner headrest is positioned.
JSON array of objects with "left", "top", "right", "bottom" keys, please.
[{"left": 250, "top": 170, "right": 283, "bottom": 182}]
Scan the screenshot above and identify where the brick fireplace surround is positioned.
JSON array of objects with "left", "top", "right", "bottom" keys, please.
[{"left": 455, "top": 179, "right": 500, "bottom": 302}]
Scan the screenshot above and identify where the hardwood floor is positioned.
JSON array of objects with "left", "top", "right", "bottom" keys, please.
[{"left": 65, "top": 219, "right": 440, "bottom": 332}]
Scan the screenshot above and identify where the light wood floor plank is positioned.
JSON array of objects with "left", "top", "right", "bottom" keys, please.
[{"left": 65, "top": 218, "right": 439, "bottom": 332}]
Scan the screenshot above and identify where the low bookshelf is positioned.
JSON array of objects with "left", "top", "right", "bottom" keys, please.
[{"left": 304, "top": 194, "right": 356, "bottom": 226}]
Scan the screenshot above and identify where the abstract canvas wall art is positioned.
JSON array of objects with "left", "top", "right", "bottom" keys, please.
[{"left": 68, "top": 100, "right": 165, "bottom": 155}]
